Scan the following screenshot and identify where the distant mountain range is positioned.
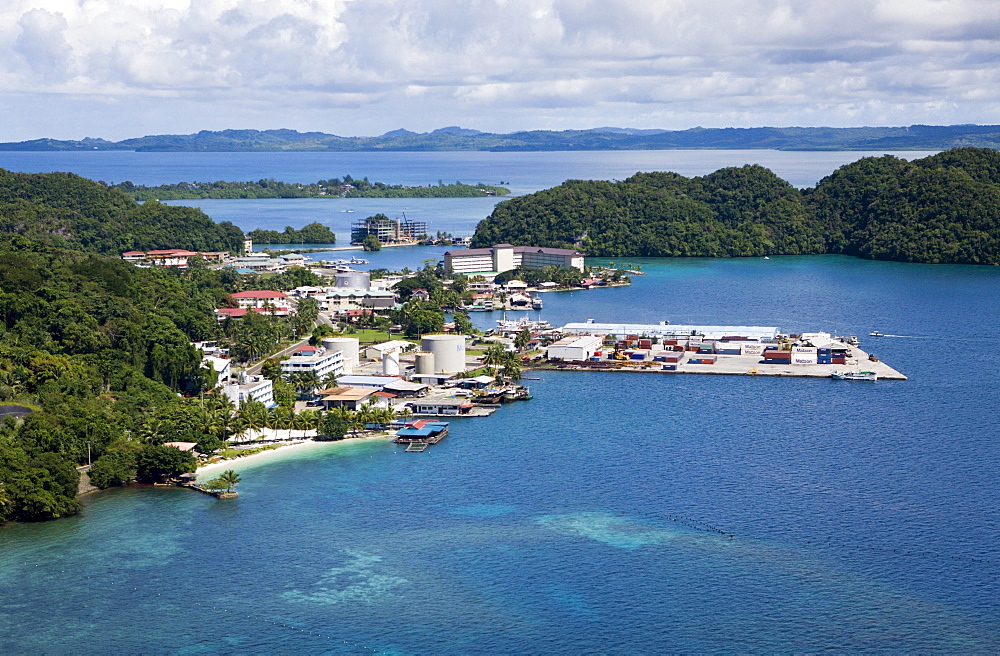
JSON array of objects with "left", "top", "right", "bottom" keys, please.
[{"left": 2, "top": 124, "right": 999, "bottom": 152}]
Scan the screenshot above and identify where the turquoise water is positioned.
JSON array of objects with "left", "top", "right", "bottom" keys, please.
[
  {"left": 2, "top": 255, "right": 999, "bottom": 652},
  {"left": 1, "top": 151, "right": 998, "bottom": 651}
]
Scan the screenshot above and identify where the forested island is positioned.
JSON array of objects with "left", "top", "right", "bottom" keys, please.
[
  {"left": 247, "top": 223, "right": 337, "bottom": 245},
  {"left": 0, "top": 169, "right": 244, "bottom": 254},
  {"left": 112, "top": 176, "right": 509, "bottom": 200},
  {"left": 2, "top": 124, "right": 1000, "bottom": 151},
  {"left": 473, "top": 148, "right": 1000, "bottom": 265}
]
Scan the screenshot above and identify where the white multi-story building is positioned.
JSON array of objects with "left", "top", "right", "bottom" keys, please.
[
  {"left": 222, "top": 375, "right": 276, "bottom": 408},
  {"left": 280, "top": 349, "right": 344, "bottom": 382},
  {"left": 444, "top": 244, "right": 585, "bottom": 275}
]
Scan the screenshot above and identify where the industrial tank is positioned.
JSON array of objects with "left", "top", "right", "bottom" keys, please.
[
  {"left": 335, "top": 271, "right": 371, "bottom": 291},
  {"left": 322, "top": 337, "right": 359, "bottom": 374},
  {"left": 421, "top": 334, "right": 467, "bottom": 374},
  {"left": 414, "top": 351, "right": 435, "bottom": 375},
  {"left": 382, "top": 350, "right": 400, "bottom": 376}
]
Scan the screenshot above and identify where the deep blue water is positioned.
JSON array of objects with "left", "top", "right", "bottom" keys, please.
[{"left": 1, "top": 152, "right": 998, "bottom": 652}]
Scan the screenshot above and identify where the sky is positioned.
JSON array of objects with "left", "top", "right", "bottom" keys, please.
[{"left": 1, "top": 0, "right": 998, "bottom": 141}]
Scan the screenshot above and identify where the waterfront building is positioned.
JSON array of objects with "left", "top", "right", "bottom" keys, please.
[
  {"left": 280, "top": 349, "right": 343, "bottom": 381},
  {"left": 201, "top": 355, "right": 232, "bottom": 383},
  {"left": 351, "top": 215, "right": 427, "bottom": 244},
  {"left": 222, "top": 375, "right": 275, "bottom": 408},
  {"left": 444, "top": 244, "right": 585, "bottom": 275},
  {"left": 545, "top": 334, "right": 605, "bottom": 361}
]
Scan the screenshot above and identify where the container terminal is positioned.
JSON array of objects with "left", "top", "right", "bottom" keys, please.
[{"left": 538, "top": 321, "right": 907, "bottom": 380}]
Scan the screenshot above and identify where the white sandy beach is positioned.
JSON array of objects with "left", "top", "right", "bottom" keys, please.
[{"left": 195, "top": 431, "right": 394, "bottom": 479}]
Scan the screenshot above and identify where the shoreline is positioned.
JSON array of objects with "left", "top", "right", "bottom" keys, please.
[{"left": 195, "top": 432, "right": 394, "bottom": 478}]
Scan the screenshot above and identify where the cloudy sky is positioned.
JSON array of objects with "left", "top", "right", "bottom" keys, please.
[{"left": 1, "top": 0, "right": 998, "bottom": 141}]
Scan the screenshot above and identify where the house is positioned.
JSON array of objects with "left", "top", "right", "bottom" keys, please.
[
  {"left": 201, "top": 355, "right": 232, "bottom": 383},
  {"left": 411, "top": 288, "right": 431, "bottom": 301}
]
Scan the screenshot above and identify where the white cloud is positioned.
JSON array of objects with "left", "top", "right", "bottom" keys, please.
[{"left": 0, "top": 0, "right": 997, "bottom": 139}]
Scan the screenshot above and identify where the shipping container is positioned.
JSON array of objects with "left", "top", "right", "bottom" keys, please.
[
  {"left": 662, "top": 364, "right": 677, "bottom": 371},
  {"left": 716, "top": 348, "right": 741, "bottom": 355},
  {"left": 763, "top": 358, "right": 791, "bottom": 365},
  {"left": 638, "top": 339, "right": 652, "bottom": 349},
  {"left": 630, "top": 352, "right": 646, "bottom": 360}
]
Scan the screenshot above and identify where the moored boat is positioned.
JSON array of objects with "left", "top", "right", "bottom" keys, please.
[{"left": 831, "top": 370, "right": 878, "bottom": 381}]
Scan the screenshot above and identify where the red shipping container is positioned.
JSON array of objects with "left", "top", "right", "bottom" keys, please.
[{"left": 638, "top": 339, "right": 652, "bottom": 349}]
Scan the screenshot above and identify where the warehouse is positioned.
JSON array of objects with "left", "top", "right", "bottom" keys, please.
[{"left": 545, "top": 334, "right": 605, "bottom": 361}]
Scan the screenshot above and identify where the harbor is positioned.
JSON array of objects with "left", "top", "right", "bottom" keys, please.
[{"left": 534, "top": 322, "right": 907, "bottom": 380}]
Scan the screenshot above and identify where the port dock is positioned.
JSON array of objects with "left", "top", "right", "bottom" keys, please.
[{"left": 539, "top": 324, "right": 907, "bottom": 380}]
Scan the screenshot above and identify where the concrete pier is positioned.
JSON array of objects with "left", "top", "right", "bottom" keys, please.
[{"left": 539, "top": 343, "right": 906, "bottom": 380}]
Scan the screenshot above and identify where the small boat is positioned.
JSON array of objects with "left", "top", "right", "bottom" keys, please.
[
  {"left": 531, "top": 295, "right": 543, "bottom": 310},
  {"left": 831, "top": 371, "right": 878, "bottom": 381},
  {"left": 349, "top": 257, "right": 369, "bottom": 265},
  {"left": 869, "top": 331, "right": 884, "bottom": 337}
]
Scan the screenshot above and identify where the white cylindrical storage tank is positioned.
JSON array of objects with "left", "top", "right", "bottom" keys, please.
[
  {"left": 335, "top": 271, "right": 371, "bottom": 290},
  {"left": 421, "top": 334, "right": 467, "bottom": 374},
  {"left": 414, "top": 351, "right": 435, "bottom": 375},
  {"left": 322, "top": 337, "right": 359, "bottom": 373},
  {"left": 382, "top": 350, "right": 400, "bottom": 376}
]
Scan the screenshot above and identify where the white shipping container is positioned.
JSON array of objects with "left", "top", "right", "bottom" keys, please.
[
  {"left": 741, "top": 344, "right": 766, "bottom": 356},
  {"left": 793, "top": 346, "right": 818, "bottom": 354},
  {"left": 793, "top": 355, "right": 818, "bottom": 365}
]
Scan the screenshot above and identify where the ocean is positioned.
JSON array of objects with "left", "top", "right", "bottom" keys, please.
[{"left": 1, "top": 151, "right": 998, "bottom": 653}]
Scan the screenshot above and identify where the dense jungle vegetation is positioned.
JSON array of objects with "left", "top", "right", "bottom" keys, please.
[
  {"left": 0, "top": 171, "right": 338, "bottom": 524},
  {"left": 0, "top": 169, "right": 245, "bottom": 254},
  {"left": 114, "top": 176, "right": 509, "bottom": 200},
  {"left": 247, "top": 222, "right": 337, "bottom": 245},
  {"left": 473, "top": 148, "right": 1000, "bottom": 265}
]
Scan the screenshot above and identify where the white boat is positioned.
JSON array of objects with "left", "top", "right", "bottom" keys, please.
[
  {"left": 831, "top": 371, "right": 878, "bottom": 381},
  {"left": 532, "top": 296, "right": 543, "bottom": 310},
  {"left": 349, "top": 257, "right": 369, "bottom": 265},
  {"left": 869, "top": 331, "right": 884, "bottom": 337},
  {"left": 495, "top": 317, "right": 552, "bottom": 333}
]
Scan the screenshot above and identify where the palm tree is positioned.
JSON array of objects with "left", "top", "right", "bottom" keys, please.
[
  {"left": 218, "top": 469, "right": 241, "bottom": 493},
  {"left": 397, "top": 406, "right": 412, "bottom": 423},
  {"left": 239, "top": 400, "right": 268, "bottom": 441},
  {"left": 272, "top": 406, "right": 295, "bottom": 441},
  {"left": 297, "top": 409, "right": 320, "bottom": 438},
  {"left": 356, "top": 404, "right": 378, "bottom": 432},
  {"left": 482, "top": 343, "right": 509, "bottom": 377}
]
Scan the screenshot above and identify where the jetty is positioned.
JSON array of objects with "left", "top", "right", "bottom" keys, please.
[{"left": 540, "top": 324, "right": 907, "bottom": 380}]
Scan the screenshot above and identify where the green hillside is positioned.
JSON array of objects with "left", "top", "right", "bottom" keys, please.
[{"left": 472, "top": 148, "right": 1000, "bottom": 265}]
